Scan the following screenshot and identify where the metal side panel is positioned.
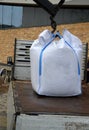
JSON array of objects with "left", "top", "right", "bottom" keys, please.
[
  {"left": 13, "top": 39, "right": 33, "bottom": 80},
  {"left": 15, "top": 55, "right": 30, "bottom": 61},
  {"left": 16, "top": 114, "right": 89, "bottom": 130},
  {"left": 15, "top": 50, "right": 29, "bottom": 55},
  {"left": 7, "top": 82, "right": 15, "bottom": 130},
  {"left": 81, "top": 43, "right": 88, "bottom": 81},
  {"left": 81, "top": 70, "right": 84, "bottom": 81},
  {"left": 16, "top": 40, "right": 34, "bottom": 45},
  {"left": 14, "top": 66, "right": 31, "bottom": 80},
  {"left": 14, "top": 61, "right": 30, "bottom": 66}
]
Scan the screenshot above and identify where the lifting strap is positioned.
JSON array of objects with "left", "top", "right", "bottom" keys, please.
[{"left": 33, "top": 0, "right": 65, "bottom": 32}]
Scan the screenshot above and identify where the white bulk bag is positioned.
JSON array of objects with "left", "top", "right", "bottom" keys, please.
[{"left": 30, "top": 29, "right": 82, "bottom": 96}]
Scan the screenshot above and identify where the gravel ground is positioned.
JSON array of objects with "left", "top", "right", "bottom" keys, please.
[
  {"left": 0, "top": 96, "right": 7, "bottom": 130},
  {"left": 0, "top": 85, "right": 9, "bottom": 130},
  {"left": 0, "top": 22, "right": 89, "bottom": 63}
]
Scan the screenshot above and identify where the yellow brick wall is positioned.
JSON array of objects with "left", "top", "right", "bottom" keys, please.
[{"left": 0, "top": 22, "right": 89, "bottom": 63}]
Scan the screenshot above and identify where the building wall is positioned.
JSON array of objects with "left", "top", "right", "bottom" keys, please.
[
  {"left": 0, "top": 6, "right": 89, "bottom": 28},
  {"left": 22, "top": 7, "right": 89, "bottom": 27},
  {"left": 0, "top": 22, "right": 89, "bottom": 63}
]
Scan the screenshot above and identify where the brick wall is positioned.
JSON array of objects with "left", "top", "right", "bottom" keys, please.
[{"left": 0, "top": 22, "right": 89, "bottom": 63}]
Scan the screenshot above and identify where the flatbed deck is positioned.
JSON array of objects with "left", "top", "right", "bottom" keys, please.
[{"left": 13, "top": 81, "right": 89, "bottom": 116}]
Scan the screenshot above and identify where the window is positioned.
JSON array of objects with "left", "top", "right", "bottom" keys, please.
[{"left": 0, "top": 5, "right": 23, "bottom": 29}]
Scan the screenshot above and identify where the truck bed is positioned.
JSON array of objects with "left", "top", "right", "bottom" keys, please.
[{"left": 13, "top": 81, "right": 89, "bottom": 116}]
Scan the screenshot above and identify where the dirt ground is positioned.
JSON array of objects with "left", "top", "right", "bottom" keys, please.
[{"left": 0, "top": 22, "right": 89, "bottom": 63}]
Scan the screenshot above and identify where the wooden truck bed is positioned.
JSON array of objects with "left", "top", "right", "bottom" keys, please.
[{"left": 13, "top": 81, "right": 89, "bottom": 116}]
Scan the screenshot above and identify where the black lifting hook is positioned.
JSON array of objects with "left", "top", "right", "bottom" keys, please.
[
  {"left": 50, "top": 16, "right": 57, "bottom": 33},
  {"left": 33, "top": 0, "right": 65, "bottom": 32}
]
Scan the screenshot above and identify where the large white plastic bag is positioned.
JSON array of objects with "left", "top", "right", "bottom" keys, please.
[{"left": 30, "top": 29, "right": 82, "bottom": 96}]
